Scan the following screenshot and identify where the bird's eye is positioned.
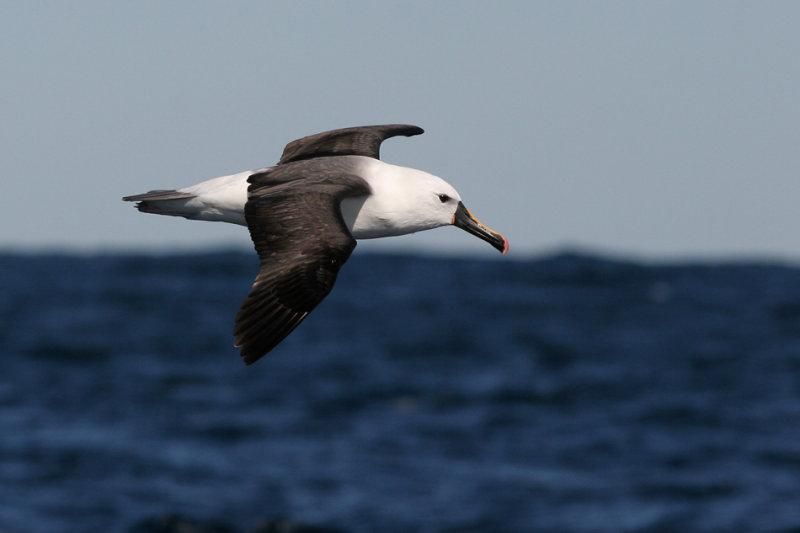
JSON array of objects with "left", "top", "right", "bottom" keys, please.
[{"left": 438, "top": 194, "right": 451, "bottom": 203}]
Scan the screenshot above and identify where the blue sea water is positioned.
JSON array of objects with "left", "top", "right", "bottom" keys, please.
[{"left": 1, "top": 250, "right": 799, "bottom": 532}]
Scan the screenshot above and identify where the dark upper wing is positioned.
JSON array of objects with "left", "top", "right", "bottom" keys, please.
[
  {"left": 278, "top": 124, "right": 424, "bottom": 165},
  {"left": 234, "top": 168, "right": 370, "bottom": 364}
]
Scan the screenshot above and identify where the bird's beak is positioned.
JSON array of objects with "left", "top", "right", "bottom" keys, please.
[{"left": 452, "top": 202, "right": 509, "bottom": 255}]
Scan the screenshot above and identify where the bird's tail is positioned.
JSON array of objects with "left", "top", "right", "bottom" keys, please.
[{"left": 122, "top": 189, "right": 197, "bottom": 217}]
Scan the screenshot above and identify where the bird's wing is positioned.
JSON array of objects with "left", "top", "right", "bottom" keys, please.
[
  {"left": 277, "top": 124, "right": 424, "bottom": 165},
  {"left": 234, "top": 169, "right": 370, "bottom": 364}
]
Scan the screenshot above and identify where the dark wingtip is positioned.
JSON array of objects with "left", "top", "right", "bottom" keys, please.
[
  {"left": 238, "top": 347, "right": 257, "bottom": 366},
  {"left": 355, "top": 123, "right": 423, "bottom": 137},
  {"left": 234, "top": 339, "right": 257, "bottom": 365},
  {"left": 356, "top": 123, "right": 424, "bottom": 137}
]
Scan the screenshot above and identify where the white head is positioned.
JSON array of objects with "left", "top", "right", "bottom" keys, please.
[
  {"left": 396, "top": 170, "right": 463, "bottom": 229},
  {"left": 349, "top": 160, "right": 509, "bottom": 254}
]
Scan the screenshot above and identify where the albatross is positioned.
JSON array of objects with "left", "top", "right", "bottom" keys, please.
[{"left": 123, "top": 124, "right": 508, "bottom": 364}]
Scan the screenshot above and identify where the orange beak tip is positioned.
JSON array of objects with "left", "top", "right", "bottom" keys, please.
[{"left": 502, "top": 237, "right": 510, "bottom": 255}]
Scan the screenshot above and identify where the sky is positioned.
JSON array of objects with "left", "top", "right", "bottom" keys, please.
[{"left": 2, "top": 1, "right": 799, "bottom": 259}]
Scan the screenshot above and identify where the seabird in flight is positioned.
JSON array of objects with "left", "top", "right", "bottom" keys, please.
[{"left": 123, "top": 124, "right": 508, "bottom": 364}]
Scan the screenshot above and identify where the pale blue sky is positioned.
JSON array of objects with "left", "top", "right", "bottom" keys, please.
[{"left": 2, "top": 2, "right": 799, "bottom": 258}]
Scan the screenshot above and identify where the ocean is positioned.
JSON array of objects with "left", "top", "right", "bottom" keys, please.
[{"left": 1, "top": 251, "right": 799, "bottom": 532}]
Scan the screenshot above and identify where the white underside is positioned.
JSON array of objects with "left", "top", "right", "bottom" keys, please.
[
  {"left": 177, "top": 170, "right": 253, "bottom": 226},
  {"left": 167, "top": 156, "right": 459, "bottom": 239}
]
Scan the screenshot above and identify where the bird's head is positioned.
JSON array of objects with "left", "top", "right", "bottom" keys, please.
[{"left": 409, "top": 172, "right": 509, "bottom": 255}]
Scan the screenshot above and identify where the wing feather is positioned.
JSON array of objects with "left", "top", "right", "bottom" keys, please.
[
  {"left": 234, "top": 169, "right": 370, "bottom": 364},
  {"left": 277, "top": 124, "right": 424, "bottom": 165}
]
